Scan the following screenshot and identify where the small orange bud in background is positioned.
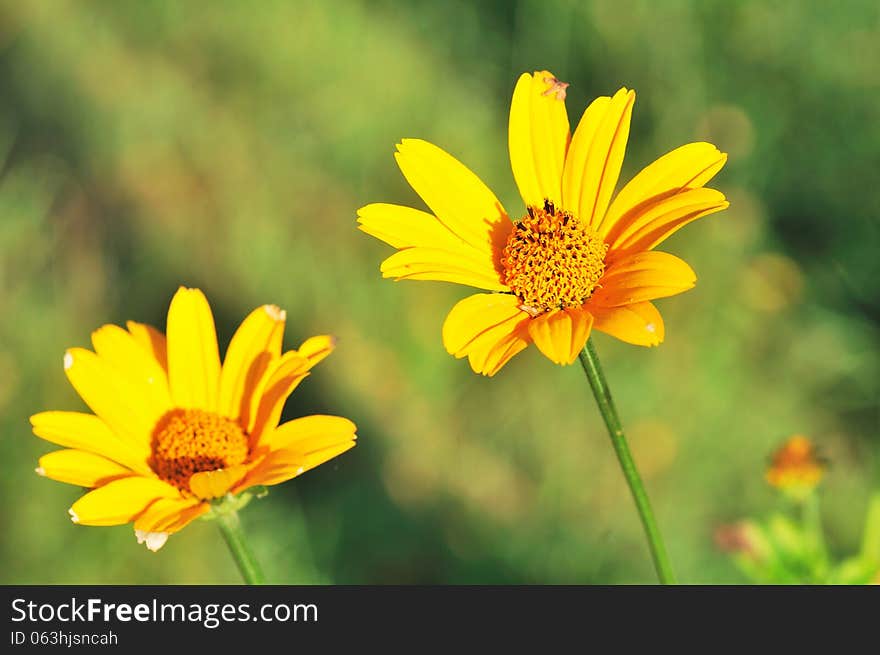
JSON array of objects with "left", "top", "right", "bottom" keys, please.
[{"left": 765, "top": 435, "right": 825, "bottom": 498}]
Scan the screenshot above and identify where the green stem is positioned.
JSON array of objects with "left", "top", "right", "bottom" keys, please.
[
  {"left": 802, "top": 491, "right": 828, "bottom": 568},
  {"left": 578, "top": 338, "right": 677, "bottom": 584},
  {"left": 215, "top": 508, "right": 266, "bottom": 585}
]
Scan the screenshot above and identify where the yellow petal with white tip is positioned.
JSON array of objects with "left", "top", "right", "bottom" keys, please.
[
  {"left": 69, "top": 477, "right": 181, "bottom": 526},
  {"left": 37, "top": 449, "right": 135, "bottom": 487}
]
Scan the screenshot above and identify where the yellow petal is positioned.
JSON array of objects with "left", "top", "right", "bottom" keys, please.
[
  {"left": 69, "top": 476, "right": 181, "bottom": 527},
  {"left": 605, "top": 187, "right": 729, "bottom": 253},
  {"left": 380, "top": 247, "right": 508, "bottom": 291},
  {"left": 590, "top": 302, "right": 664, "bottom": 347},
  {"left": 561, "top": 96, "right": 609, "bottom": 213},
  {"left": 441, "top": 293, "right": 531, "bottom": 376},
  {"left": 218, "top": 304, "right": 285, "bottom": 422},
  {"left": 188, "top": 464, "right": 248, "bottom": 500},
  {"left": 592, "top": 251, "right": 696, "bottom": 306},
  {"left": 394, "top": 139, "right": 510, "bottom": 261},
  {"left": 133, "top": 497, "right": 208, "bottom": 533},
  {"left": 126, "top": 321, "right": 168, "bottom": 373},
  {"left": 91, "top": 324, "right": 172, "bottom": 417},
  {"left": 36, "top": 449, "right": 135, "bottom": 488},
  {"left": 297, "top": 442, "right": 355, "bottom": 476},
  {"left": 263, "top": 415, "right": 357, "bottom": 453},
  {"left": 358, "top": 203, "right": 462, "bottom": 250},
  {"left": 442, "top": 293, "right": 524, "bottom": 355},
  {"left": 359, "top": 202, "right": 507, "bottom": 289},
  {"left": 247, "top": 351, "right": 312, "bottom": 444},
  {"left": 296, "top": 335, "right": 336, "bottom": 368},
  {"left": 357, "top": 202, "right": 500, "bottom": 257},
  {"left": 238, "top": 441, "right": 355, "bottom": 490},
  {"left": 30, "top": 411, "right": 152, "bottom": 475},
  {"left": 622, "top": 200, "right": 729, "bottom": 254},
  {"left": 236, "top": 337, "right": 335, "bottom": 435},
  {"left": 166, "top": 287, "right": 221, "bottom": 411},
  {"left": 526, "top": 308, "right": 593, "bottom": 365},
  {"left": 162, "top": 502, "right": 210, "bottom": 533},
  {"left": 603, "top": 142, "right": 728, "bottom": 236},
  {"left": 562, "top": 88, "right": 635, "bottom": 230},
  {"left": 472, "top": 326, "right": 531, "bottom": 377},
  {"left": 63, "top": 348, "right": 158, "bottom": 450},
  {"left": 508, "top": 70, "right": 570, "bottom": 208}
]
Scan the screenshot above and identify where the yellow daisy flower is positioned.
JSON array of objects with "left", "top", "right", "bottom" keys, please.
[
  {"left": 30, "top": 287, "right": 357, "bottom": 551},
  {"left": 358, "top": 71, "right": 729, "bottom": 375}
]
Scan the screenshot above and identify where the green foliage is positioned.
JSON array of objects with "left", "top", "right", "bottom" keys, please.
[{"left": 724, "top": 492, "right": 880, "bottom": 585}]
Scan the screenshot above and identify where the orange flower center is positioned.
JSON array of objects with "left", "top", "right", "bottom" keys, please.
[
  {"left": 150, "top": 408, "right": 249, "bottom": 493},
  {"left": 501, "top": 200, "right": 608, "bottom": 313}
]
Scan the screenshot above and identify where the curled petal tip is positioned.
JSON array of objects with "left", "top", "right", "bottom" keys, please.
[
  {"left": 135, "top": 529, "right": 169, "bottom": 552},
  {"left": 263, "top": 304, "right": 286, "bottom": 322}
]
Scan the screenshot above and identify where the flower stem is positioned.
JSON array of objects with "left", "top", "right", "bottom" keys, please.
[
  {"left": 802, "top": 491, "right": 828, "bottom": 568},
  {"left": 578, "top": 338, "right": 677, "bottom": 584},
  {"left": 215, "top": 508, "right": 267, "bottom": 585}
]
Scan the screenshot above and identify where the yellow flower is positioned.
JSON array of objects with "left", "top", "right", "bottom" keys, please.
[
  {"left": 766, "top": 435, "right": 825, "bottom": 495},
  {"left": 30, "top": 287, "right": 356, "bottom": 551},
  {"left": 358, "top": 71, "right": 729, "bottom": 375}
]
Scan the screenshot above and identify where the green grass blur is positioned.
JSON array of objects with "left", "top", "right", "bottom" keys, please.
[{"left": 0, "top": 0, "right": 877, "bottom": 584}]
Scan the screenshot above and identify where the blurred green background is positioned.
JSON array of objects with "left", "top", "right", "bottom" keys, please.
[{"left": 1, "top": 0, "right": 878, "bottom": 584}]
